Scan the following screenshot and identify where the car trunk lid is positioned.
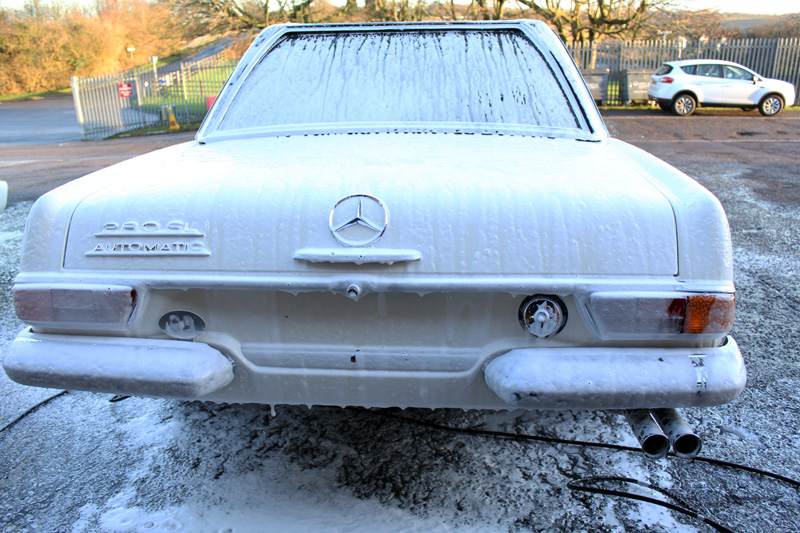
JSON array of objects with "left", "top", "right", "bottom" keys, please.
[{"left": 63, "top": 134, "right": 678, "bottom": 277}]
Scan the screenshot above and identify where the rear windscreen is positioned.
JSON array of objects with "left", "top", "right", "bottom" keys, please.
[{"left": 220, "top": 30, "right": 582, "bottom": 132}]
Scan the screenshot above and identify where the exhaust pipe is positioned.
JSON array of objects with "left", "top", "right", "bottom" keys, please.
[
  {"left": 652, "top": 408, "right": 702, "bottom": 459},
  {"left": 623, "top": 409, "right": 670, "bottom": 459}
]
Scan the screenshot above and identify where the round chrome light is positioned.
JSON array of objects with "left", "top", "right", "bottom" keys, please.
[
  {"left": 519, "top": 295, "right": 567, "bottom": 338},
  {"left": 159, "top": 311, "right": 206, "bottom": 340}
]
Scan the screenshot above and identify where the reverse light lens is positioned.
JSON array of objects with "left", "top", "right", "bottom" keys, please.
[
  {"left": 519, "top": 295, "right": 568, "bottom": 338},
  {"left": 14, "top": 284, "right": 136, "bottom": 329},
  {"left": 586, "top": 292, "right": 735, "bottom": 340}
]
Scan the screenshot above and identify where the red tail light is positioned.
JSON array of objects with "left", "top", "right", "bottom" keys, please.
[{"left": 660, "top": 77, "right": 674, "bottom": 84}]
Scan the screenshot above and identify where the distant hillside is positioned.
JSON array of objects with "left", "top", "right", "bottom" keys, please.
[
  {"left": 721, "top": 14, "right": 780, "bottom": 31},
  {"left": 717, "top": 11, "right": 799, "bottom": 38}
]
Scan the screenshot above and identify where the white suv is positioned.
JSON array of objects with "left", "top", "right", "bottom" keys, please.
[{"left": 648, "top": 59, "right": 796, "bottom": 116}]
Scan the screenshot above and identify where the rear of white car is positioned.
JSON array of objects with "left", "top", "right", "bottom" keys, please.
[
  {"left": 7, "top": 132, "right": 743, "bottom": 411},
  {"left": 4, "top": 22, "right": 745, "bottom": 459},
  {"left": 649, "top": 59, "right": 796, "bottom": 116}
]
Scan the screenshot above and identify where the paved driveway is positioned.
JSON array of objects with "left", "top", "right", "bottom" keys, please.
[{"left": 0, "top": 94, "right": 83, "bottom": 145}]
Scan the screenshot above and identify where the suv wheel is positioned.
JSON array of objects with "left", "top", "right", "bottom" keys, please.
[
  {"left": 672, "top": 94, "right": 696, "bottom": 116},
  {"left": 759, "top": 94, "right": 784, "bottom": 116}
]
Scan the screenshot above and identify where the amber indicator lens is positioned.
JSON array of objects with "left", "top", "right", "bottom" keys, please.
[{"left": 684, "top": 294, "right": 735, "bottom": 334}]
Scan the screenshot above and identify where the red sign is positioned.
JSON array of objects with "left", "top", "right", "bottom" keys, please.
[{"left": 118, "top": 83, "right": 133, "bottom": 98}]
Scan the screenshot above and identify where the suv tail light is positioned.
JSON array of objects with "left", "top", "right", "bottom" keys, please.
[
  {"left": 660, "top": 77, "right": 674, "bottom": 84},
  {"left": 14, "top": 285, "right": 136, "bottom": 330},
  {"left": 586, "top": 292, "right": 735, "bottom": 340}
]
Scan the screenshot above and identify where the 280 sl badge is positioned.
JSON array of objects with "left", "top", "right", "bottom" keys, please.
[{"left": 86, "top": 220, "right": 210, "bottom": 257}]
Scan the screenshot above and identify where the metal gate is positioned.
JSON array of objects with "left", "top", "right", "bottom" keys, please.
[{"left": 71, "top": 50, "right": 237, "bottom": 140}]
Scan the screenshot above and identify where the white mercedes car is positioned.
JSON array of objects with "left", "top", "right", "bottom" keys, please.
[
  {"left": 4, "top": 21, "right": 745, "bottom": 458},
  {"left": 648, "top": 59, "right": 796, "bottom": 116}
]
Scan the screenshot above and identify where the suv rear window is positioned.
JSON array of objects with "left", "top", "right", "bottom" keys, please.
[
  {"left": 681, "top": 65, "right": 697, "bottom": 75},
  {"left": 656, "top": 65, "right": 673, "bottom": 75}
]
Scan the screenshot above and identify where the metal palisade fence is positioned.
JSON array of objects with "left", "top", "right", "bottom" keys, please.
[
  {"left": 71, "top": 36, "right": 800, "bottom": 140},
  {"left": 568, "top": 37, "right": 800, "bottom": 106},
  {"left": 71, "top": 47, "right": 238, "bottom": 140}
]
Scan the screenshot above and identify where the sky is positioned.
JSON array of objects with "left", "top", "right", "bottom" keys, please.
[
  {"left": 684, "top": 0, "right": 797, "bottom": 15},
  {"left": 0, "top": 0, "right": 796, "bottom": 15}
]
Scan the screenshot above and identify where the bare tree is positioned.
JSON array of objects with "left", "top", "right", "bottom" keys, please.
[
  {"left": 363, "top": 0, "right": 427, "bottom": 21},
  {"left": 514, "top": 0, "right": 673, "bottom": 43},
  {"left": 167, "top": 0, "right": 272, "bottom": 33},
  {"left": 649, "top": 8, "right": 730, "bottom": 40}
]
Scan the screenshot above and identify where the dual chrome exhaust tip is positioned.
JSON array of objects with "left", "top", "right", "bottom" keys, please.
[{"left": 623, "top": 408, "right": 702, "bottom": 460}]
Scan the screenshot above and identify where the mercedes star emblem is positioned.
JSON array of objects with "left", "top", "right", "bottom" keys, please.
[{"left": 329, "top": 194, "right": 388, "bottom": 247}]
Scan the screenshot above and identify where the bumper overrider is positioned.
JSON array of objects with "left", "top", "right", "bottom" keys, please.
[{"left": 4, "top": 329, "right": 745, "bottom": 409}]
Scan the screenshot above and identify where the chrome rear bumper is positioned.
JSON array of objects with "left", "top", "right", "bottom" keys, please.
[
  {"left": 4, "top": 329, "right": 234, "bottom": 398},
  {"left": 4, "top": 329, "right": 744, "bottom": 410},
  {"left": 484, "top": 337, "right": 745, "bottom": 409}
]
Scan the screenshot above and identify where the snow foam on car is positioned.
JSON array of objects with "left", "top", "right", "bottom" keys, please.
[{"left": 59, "top": 134, "right": 680, "bottom": 279}]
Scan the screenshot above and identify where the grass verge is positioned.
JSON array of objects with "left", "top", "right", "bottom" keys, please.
[{"left": 0, "top": 87, "right": 72, "bottom": 102}]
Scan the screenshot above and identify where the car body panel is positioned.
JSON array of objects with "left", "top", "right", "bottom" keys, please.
[{"left": 62, "top": 135, "right": 679, "bottom": 277}]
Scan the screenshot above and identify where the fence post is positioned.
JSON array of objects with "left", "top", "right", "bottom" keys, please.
[
  {"left": 70, "top": 76, "right": 86, "bottom": 140},
  {"left": 134, "top": 73, "right": 143, "bottom": 107},
  {"left": 181, "top": 63, "right": 188, "bottom": 101}
]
